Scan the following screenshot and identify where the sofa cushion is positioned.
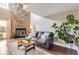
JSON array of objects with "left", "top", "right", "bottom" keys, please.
[
  {"left": 25, "top": 35, "right": 32, "bottom": 41},
  {"left": 38, "top": 33, "right": 49, "bottom": 44},
  {"left": 48, "top": 32, "right": 53, "bottom": 37},
  {"left": 37, "top": 32, "right": 42, "bottom": 38},
  {"left": 35, "top": 31, "right": 54, "bottom": 49},
  {"left": 44, "top": 33, "right": 49, "bottom": 39}
]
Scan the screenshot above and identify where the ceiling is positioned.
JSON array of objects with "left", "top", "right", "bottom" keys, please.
[{"left": 24, "top": 3, "right": 79, "bottom": 16}]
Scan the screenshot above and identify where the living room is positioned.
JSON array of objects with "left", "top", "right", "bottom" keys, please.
[{"left": 0, "top": 3, "right": 79, "bottom": 55}]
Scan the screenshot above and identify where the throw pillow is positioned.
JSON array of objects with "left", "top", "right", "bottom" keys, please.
[
  {"left": 37, "top": 32, "right": 42, "bottom": 39},
  {"left": 40, "top": 33, "right": 47, "bottom": 44}
]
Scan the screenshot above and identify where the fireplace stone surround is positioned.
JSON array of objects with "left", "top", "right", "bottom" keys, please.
[{"left": 10, "top": 3, "right": 30, "bottom": 38}]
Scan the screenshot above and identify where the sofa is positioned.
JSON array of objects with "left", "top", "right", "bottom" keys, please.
[{"left": 35, "top": 31, "right": 54, "bottom": 49}]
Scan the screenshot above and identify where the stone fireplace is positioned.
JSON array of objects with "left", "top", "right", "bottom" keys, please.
[{"left": 10, "top": 3, "right": 30, "bottom": 38}]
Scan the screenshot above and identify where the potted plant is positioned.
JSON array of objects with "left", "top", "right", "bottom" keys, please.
[{"left": 52, "top": 15, "right": 79, "bottom": 46}]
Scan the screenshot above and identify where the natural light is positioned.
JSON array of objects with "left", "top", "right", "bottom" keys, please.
[
  {"left": 0, "top": 3, "right": 9, "bottom": 9},
  {"left": 0, "top": 20, "right": 7, "bottom": 27},
  {"left": 0, "top": 20, "right": 7, "bottom": 39}
]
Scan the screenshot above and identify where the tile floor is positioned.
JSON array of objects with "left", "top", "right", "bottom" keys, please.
[
  {"left": 0, "top": 40, "right": 51, "bottom": 55},
  {"left": 0, "top": 40, "right": 10, "bottom": 55}
]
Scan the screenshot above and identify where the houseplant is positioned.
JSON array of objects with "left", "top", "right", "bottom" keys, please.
[
  {"left": 52, "top": 15, "right": 79, "bottom": 45},
  {"left": 13, "top": 32, "right": 18, "bottom": 38}
]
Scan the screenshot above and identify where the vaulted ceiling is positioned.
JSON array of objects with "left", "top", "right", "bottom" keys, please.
[
  {"left": 0, "top": 3, "right": 79, "bottom": 19},
  {"left": 24, "top": 3, "right": 79, "bottom": 16}
]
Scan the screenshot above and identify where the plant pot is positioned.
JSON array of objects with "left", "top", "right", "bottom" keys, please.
[{"left": 68, "top": 35, "right": 75, "bottom": 43}]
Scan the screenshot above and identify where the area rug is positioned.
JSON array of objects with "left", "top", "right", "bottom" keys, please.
[{"left": 7, "top": 40, "right": 52, "bottom": 55}]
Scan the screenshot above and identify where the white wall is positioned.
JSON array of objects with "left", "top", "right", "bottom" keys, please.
[
  {"left": 31, "top": 9, "right": 75, "bottom": 32},
  {"left": 31, "top": 9, "right": 79, "bottom": 32},
  {"left": 0, "top": 7, "right": 10, "bottom": 20},
  {"left": 31, "top": 13, "right": 55, "bottom": 32}
]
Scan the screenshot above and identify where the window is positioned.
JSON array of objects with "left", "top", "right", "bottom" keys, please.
[
  {"left": 0, "top": 20, "right": 7, "bottom": 32},
  {"left": 0, "top": 3, "right": 9, "bottom": 9}
]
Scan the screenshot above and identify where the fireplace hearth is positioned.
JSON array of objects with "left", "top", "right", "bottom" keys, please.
[{"left": 15, "top": 28, "right": 26, "bottom": 38}]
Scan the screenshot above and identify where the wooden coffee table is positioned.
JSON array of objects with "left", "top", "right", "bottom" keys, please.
[{"left": 17, "top": 39, "right": 35, "bottom": 55}]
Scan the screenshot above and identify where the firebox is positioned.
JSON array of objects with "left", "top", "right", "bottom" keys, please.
[{"left": 15, "top": 28, "right": 26, "bottom": 38}]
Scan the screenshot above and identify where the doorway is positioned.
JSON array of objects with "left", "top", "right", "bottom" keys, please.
[{"left": 0, "top": 20, "right": 7, "bottom": 40}]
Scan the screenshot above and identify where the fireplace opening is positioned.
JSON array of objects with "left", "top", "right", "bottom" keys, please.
[{"left": 15, "top": 28, "right": 26, "bottom": 38}]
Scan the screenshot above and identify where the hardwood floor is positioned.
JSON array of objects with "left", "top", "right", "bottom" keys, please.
[
  {"left": 0, "top": 40, "right": 51, "bottom": 55},
  {"left": 37, "top": 44, "right": 78, "bottom": 55}
]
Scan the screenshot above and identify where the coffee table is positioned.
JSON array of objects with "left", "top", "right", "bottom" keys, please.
[{"left": 17, "top": 39, "right": 35, "bottom": 55}]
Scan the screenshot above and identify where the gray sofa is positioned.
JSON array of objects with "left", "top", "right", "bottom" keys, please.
[{"left": 35, "top": 31, "right": 54, "bottom": 49}]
